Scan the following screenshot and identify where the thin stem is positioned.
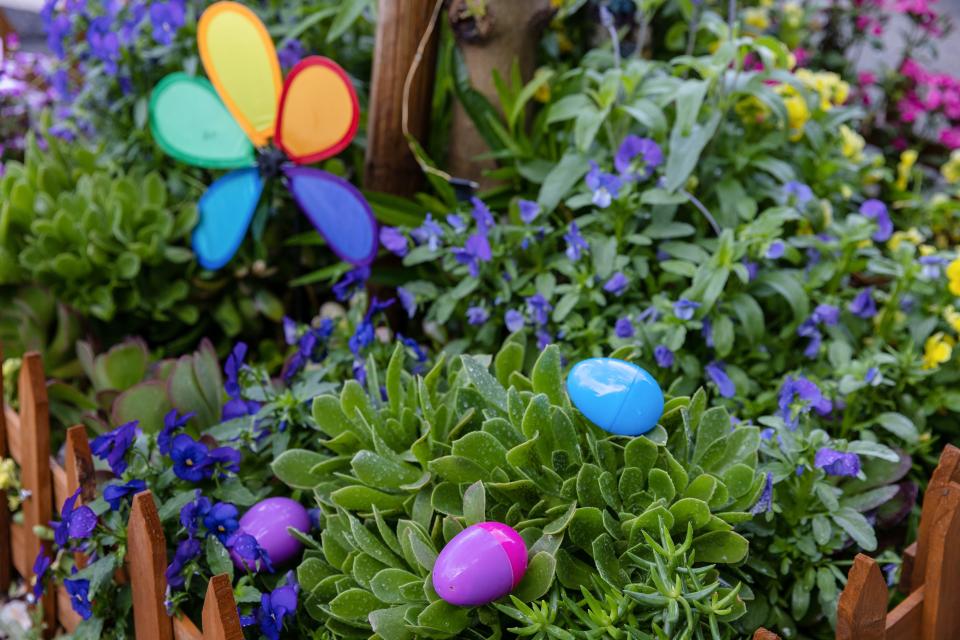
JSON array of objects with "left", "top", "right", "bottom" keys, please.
[
  {"left": 728, "top": 0, "right": 737, "bottom": 35},
  {"left": 680, "top": 188, "right": 722, "bottom": 236},
  {"left": 685, "top": 4, "right": 702, "bottom": 59}
]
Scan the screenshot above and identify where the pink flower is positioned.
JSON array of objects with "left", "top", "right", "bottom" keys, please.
[
  {"left": 793, "top": 48, "right": 809, "bottom": 67},
  {"left": 939, "top": 127, "right": 960, "bottom": 149},
  {"left": 858, "top": 72, "right": 876, "bottom": 86},
  {"left": 925, "top": 87, "right": 944, "bottom": 110},
  {"left": 897, "top": 96, "right": 926, "bottom": 123},
  {"left": 901, "top": 58, "right": 928, "bottom": 83},
  {"left": 893, "top": 137, "right": 909, "bottom": 151}
]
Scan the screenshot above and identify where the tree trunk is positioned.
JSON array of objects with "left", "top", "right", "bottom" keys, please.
[
  {"left": 364, "top": 0, "right": 441, "bottom": 196},
  {"left": 447, "top": 0, "right": 553, "bottom": 187}
]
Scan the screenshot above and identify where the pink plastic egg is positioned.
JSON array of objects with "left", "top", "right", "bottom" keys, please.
[
  {"left": 230, "top": 497, "right": 310, "bottom": 572},
  {"left": 432, "top": 522, "right": 527, "bottom": 606}
]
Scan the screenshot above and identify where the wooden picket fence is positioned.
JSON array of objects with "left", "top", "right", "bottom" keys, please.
[
  {"left": 756, "top": 443, "right": 960, "bottom": 640},
  {"left": 0, "top": 350, "right": 239, "bottom": 638}
]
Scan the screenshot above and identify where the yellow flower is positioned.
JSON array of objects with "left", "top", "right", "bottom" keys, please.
[
  {"left": 941, "top": 150, "right": 960, "bottom": 184},
  {"left": 923, "top": 332, "right": 954, "bottom": 369},
  {"left": 779, "top": 86, "right": 810, "bottom": 141},
  {"left": 534, "top": 82, "right": 551, "bottom": 103},
  {"left": 897, "top": 149, "right": 918, "bottom": 190},
  {"left": 821, "top": 200, "right": 833, "bottom": 226},
  {"left": 944, "top": 305, "right": 960, "bottom": 333},
  {"left": 550, "top": 0, "right": 564, "bottom": 7},
  {"left": 840, "top": 184, "right": 853, "bottom": 199},
  {"left": 920, "top": 244, "right": 936, "bottom": 256},
  {"left": 735, "top": 95, "right": 770, "bottom": 125},
  {"left": 796, "top": 69, "right": 849, "bottom": 111},
  {"left": 783, "top": 2, "right": 803, "bottom": 27},
  {"left": 0, "top": 458, "right": 15, "bottom": 491},
  {"left": 744, "top": 8, "right": 770, "bottom": 30},
  {"left": 947, "top": 257, "right": 960, "bottom": 295},
  {"left": 887, "top": 228, "right": 924, "bottom": 251},
  {"left": 839, "top": 125, "right": 865, "bottom": 162}
]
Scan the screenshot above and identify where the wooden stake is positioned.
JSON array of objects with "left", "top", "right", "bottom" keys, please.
[
  {"left": 19, "top": 352, "right": 56, "bottom": 637},
  {"left": 752, "top": 629, "right": 781, "bottom": 640},
  {"left": 365, "top": 0, "right": 440, "bottom": 196},
  {"left": 64, "top": 425, "right": 95, "bottom": 503},
  {"left": 202, "top": 574, "right": 243, "bottom": 640},
  {"left": 837, "top": 554, "right": 887, "bottom": 640},
  {"left": 128, "top": 491, "right": 173, "bottom": 640},
  {"left": 920, "top": 486, "right": 960, "bottom": 640},
  {"left": 0, "top": 342, "right": 9, "bottom": 593},
  {"left": 911, "top": 444, "right": 960, "bottom": 590}
]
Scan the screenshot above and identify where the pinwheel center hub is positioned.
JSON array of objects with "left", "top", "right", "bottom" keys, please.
[{"left": 256, "top": 146, "right": 287, "bottom": 181}]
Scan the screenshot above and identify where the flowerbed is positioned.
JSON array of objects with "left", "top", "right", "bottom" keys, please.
[{"left": 2, "top": 0, "right": 960, "bottom": 639}]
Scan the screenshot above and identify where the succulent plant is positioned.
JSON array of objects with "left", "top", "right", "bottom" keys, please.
[{"left": 272, "top": 337, "right": 765, "bottom": 639}]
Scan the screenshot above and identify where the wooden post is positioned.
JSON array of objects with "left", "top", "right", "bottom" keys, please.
[
  {"left": 364, "top": 0, "right": 440, "bottom": 196},
  {"left": 202, "top": 574, "right": 243, "bottom": 640},
  {"left": 447, "top": 0, "right": 553, "bottom": 185},
  {"left": 910, "top": 444, "right": 960, "bottom": 590},
  {"left": 920, "top": 488, "right": 960, "bottom": 639},
  {"left": 128, "top": 491, "right": 174, "bottom": 640},
  {"left": 0, "top": 343, "right": 9, "bottom": 593},
  {"left": 64, "top": 425, "right": 95, "bottom": 504},
  {"left": 836, "top": 554, "right": 888, "bottom": 640},
  {"left": 19, "top": 352, "right": 56, "bottom": 636},
  {"left": 753, "top": 629, "right": 780, "bottom": 640}
]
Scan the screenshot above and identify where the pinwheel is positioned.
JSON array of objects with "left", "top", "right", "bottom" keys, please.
[{"left": 148, "top": 1, "right": 377, "bottom": 270}]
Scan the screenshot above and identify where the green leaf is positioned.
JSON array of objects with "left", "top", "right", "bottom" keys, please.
[
  {"left": 462, "top": 481, "right": 486, "bottom": 525},
  {"left": 416, "top": 600, "right": 471, "bottom": 634},
  {"left": 538, "top": 152, "right": 589, "bottom": 212},
  {"left": 691, "top": 531, "right": 749, "bottom": 563},
  {"left": 370, "top": 569, "right": 421, "bottom": 604},
  {"left": 461, "top": 355, "right": 508, "bottom": 413},
  {"left": 298, "top": 558, "right": 337, "bottom": 592},
  {"left": 110, "top": 381, "right": 172, "bottom": 434},
  {"left": 327, "top": 0, "right": 371, "bottom": 42},
  {"left": 664, "top": 112, "right": 721, "bottom": 192},
  {"left": 513, "top": 551, "right": 556, "bottom": 601},
  {"left": 72, "top": 555, "right": 117, "bottom": 598},
  {"left": 271, "top": 449, "right": 329, "bottom": 490},
  {"left": 531, "top": 345, "right": 564, "bottom": 405},
  {"left": 874, "top": 412, "right": 919, "bottom": 443},
  {"left": 328, "top": 588, "right": 384, "bottom": 622},
  {"left": 669, "top": 497, "right": 711, "bottom": 532},
  {"left": 205, "top": 535, "right": 234, "bottom": 580},
  {"left": 831, "top": 507, "right": 878, "bottom": 551}
]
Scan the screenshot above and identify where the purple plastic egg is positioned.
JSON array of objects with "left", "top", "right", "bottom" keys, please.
[
  {"left": 230, "top": 497, "right": 310, "bottom": 572},
  {"left": 432, "top": 522, "right": 527, "bottom": 606}
]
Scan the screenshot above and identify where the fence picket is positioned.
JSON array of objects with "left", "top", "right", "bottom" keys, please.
[
  {"left": 920, "top": 485, "right": 960, "bottom": 639},
  {"left": 129, "top": 490, "right": 174, "bottom": 640},
  {"left": 836, "top": 554, "right": 887, "bottom": 640}
]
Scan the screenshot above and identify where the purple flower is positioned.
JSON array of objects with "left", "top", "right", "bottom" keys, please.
[
  {"left": 673, "top": 299, "right": 701, "bottom": 320},
  {"left": 88, "top": 16, "right": 121, "bottom": 74},
  {"left": 615, "top": 317, "right": 634, "bottom": 338},
  {"left": 614, "top": 135, "right": 663, "bottom": 179},
  {"left": 180, "top": 491, "right": 212, "bottom": 536},
  {"left": 536, "top": 329, "right": 553, "bottom": 350},
  {"left": 169, "top": 434, "right": 211, "bottom": 483},
  {"left": 254, "top": 575, "right": 299, "bottom": 640},
  {"left": 277, "top": 38, "right": 306, "bottom": 70},
  {"left": 765, "top": 240, "right": 785, "bottom": 259},
  {"left": 396, "top": 334, "right": 427, "bottom": 364},
  {"left": 397, "top": 287, "right": 417, "bottom": 318},
  {"left": 919, "top": 255, "right": 947, "bottom": 279},
  {"left": 518, "top": 199, "right": 540, "bottom": 224},
  {"left": 43, "top": 9, "right": 71, "bottom": 59},
  {"left": 466, "top": 306, "right": 489, "bottom": 325},
  {"left": 204, "top": 502, "right": 239, "bottom": 543},
  {"left": 452, "top": 233, "right": 492, "bottom": 278},
  {"left": 379, "top": 227, "right": 408, "bottom": 257},
  {"left": 446, "top": 214, "right": 466, "bottom": 233},
  {"left": 526, "top": 294, "right": 552, "bottom": 326},
  {"left": 783, "top": 181, "right": 813, "bottom": 207},
  {"left": 814, "top": 448, "right": 861, "bottom": 477},
  {"left": 32, "top": 547, "right": 52, "bottom": 600},
  {"left": 206, "top": 446, "right": 241, "bottom": 476},
  {"left": 228, "top": 532, "right": 273, "bottom": 573},
  {"left": 654, "top": 345, "right": 674, "bottom": 368},
  {"left": 284, "top": 318, "right": 335, "bottom": 381},
  {"left": 865, "top": 367, "right": 879, "bottom": 383},
  {"left": 750, "top": 473, "right": 774, "bottom": 514},
  {"left": 505, "top": 309, "right": 525, "bottom": 333},
  {"left": 849, "top": 288, "right": 877, "bottom": 319},
  {"left": 103, "top": 479, "right": 147, "bottom": 512},
  {"left": 349, "top": 297, "right": 394, "bottom": 357},
  {"left": 165, "top": 536, "right": 201, "bottom": 589},
  {"left": 777, "top": 376, "right": 832, "bottom": 429},
  {"left": 90, "top": 421, "right": 138, "bottom": 476},
  {"left": 411, "top": 213, "right": 444, "bottom": 250},
  {"left": 812, "top": 304, "right": 840, "bottom": 326},
  {"left": 860, "top": 199, "right": 892, "bottom": 242},
  {"left": 702, "top": 317, "right": 714, "bottom": 348},
  {"left": 706, "top": 361, "right": 735, "bottom": 398},
  {"left": 638, "top": 307, "right": 660, "bottom": 324},
  {"left": 797, "top": 318, "right": 823, "bottom": 358},
  {"left": 603, "top": 272, "right": 628, "bottom": 296},
  {"left": 52, "top": 488, "right": 97, "bottom": 548},
  {"left": 159, "top": 409, "right": 194, "bottom": 456},
  {"left": 332, "top": 266, "right": 370, "bottom": 301},
  {"left": 224, "top": 342, "right": 249, "bottom": 399},
  {"left": 743, "top": 260, "right": 759, "bottom": 281},
  {"left": 64, "top": 578, "right": 92, "bottom": 619},
  {"left": 564, "top": 222, "right": 589, "bottom": 261},
  {"left": 585, "top": 161, "right": 622, "bottom": 208},
  {"left": 148, "top": 0, "right": 185, "bottom": 45},
  {"left": 471, "top": 197, "right": 495, "bottom": 233}
]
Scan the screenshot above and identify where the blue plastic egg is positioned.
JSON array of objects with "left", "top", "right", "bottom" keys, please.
[{"left": 566, "top": 357, "right": 664, "bottom": 436}]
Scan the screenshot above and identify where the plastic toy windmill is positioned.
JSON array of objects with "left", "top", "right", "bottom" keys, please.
[{"left": 148, "top": 1, "right": 378, "bottom": 270}]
